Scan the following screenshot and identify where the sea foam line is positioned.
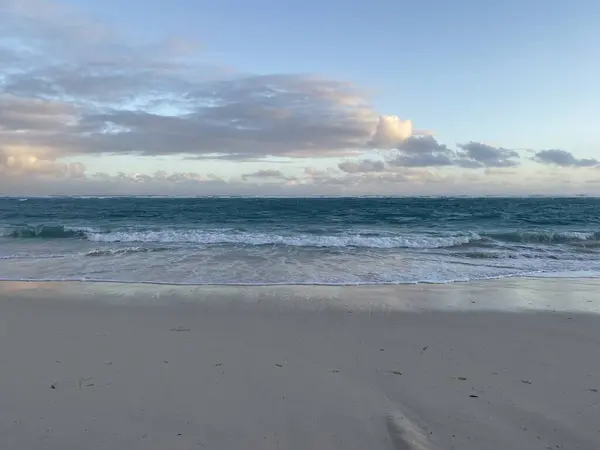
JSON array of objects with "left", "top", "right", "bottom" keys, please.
[
  {"left": 0, "top": 270, "right": 598, "bottom": 286},
  {"left": 85, "top": 230, "right": 476, "bottom": 249},
  {"left": 2, "top": 224, "right": 599, "bottom": 248}
]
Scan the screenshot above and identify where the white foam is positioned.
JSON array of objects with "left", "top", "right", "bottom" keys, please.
[
  {"left": 0, "top": 253, "right": 66, "bottom": 260},
  {"left": 64, "top": 226, "right": 99, "bottom": 233},
  {"left": 0, "top": 270, "right": 598, "bottom": 286},
  {"left": 83, "top": 247, "right": 169, "bottom": 256},
  {"left": 85, "top": 229, "right": 478, "bottom": 249},
  {"left": 529, "top": 231, "right": 595, "bottom": 241}
]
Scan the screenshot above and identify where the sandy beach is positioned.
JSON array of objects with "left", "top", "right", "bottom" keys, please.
[{"left": 1, "top": 279, "right": 599, "bottom": 449}]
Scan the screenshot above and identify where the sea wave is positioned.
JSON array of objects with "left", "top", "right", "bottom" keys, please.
[
  {"left": 485, "top": 230, "right": 597, "bottom": 243},
  {"left": 2, "top": 224, "right": 479, "bottom": 248},
  {"left": 83, "top": 247, "right": 172, "bottom": 256},
  {"left": 2, "top": 224, "right": 599, "bottom": 249},
  {"left": 0, "top": 225, "right": 93, "bottom": 239},
  {"left": 0, "top": 253, "right": 66, "bottom": 260},
  {"left": 459, "top": 251, "right": 564, "bottom": 260},
  {"left": 85, "top": 229, "right": 477, "bottom": 249}
]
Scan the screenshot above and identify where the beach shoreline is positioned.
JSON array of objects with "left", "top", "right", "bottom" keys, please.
[
  {"left": 1, "top": 276, "right": 599, "bottom": 313},
  {"left": 1, "top": 279, "right": 599, "bottom": 449}
]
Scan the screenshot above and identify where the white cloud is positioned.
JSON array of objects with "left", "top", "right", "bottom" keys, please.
[
  {"left": 0, "top": 147, "right": 85, "bottom": 178},
  {"left": 368, "top": 115, "right": 413, "bottom": 148}
]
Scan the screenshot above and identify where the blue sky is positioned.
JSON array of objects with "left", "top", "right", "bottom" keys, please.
[{"left": 1, "top": 0, "right": 600, "bottom": 195}]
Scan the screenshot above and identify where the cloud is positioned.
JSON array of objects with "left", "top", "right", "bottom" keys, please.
[
  {"left": 2, "top": 71, "right": 398, "bottom": 160},
  {"left": 0, "top": 0, "right": 417, "bottom": 162},
  {"left": 0, "top": 147, "right": 85, "bottom": 178},
  {"left": 243, "top": 169, "right": 284, "bottom": 178},
  {"left": 1, "top": 0, "right": 598, "bottom": 197},
  {"left": 2, "top": 160, "right": 600, "bottom": 197},
  {"left": 0, "top": 95, "right": 77, "bottom": 132},
  {"left": 0, "top": 167, "right": 231, "bottom": 196},
  {"left": 241, "top": 169, "right": 295, "bottom": 181},
  {"left": 91, "top": 170, "right": 223, "bottom": 184},
  {"left": 386, "top": 137, "right": 521, "bottom": 169},
  {"left": 388, "top": 136, "right": 455, "bottom": 167},
  {"left": 457, "top": 142, "right": 520, "bottom": 168},
  {"left": 484, "top": 167, "right": 518, "bottom": 176},
  {"left": 533, "top": 149, "right": 599, "bottom": 168},
  {"left": 338, "top": 159, "right": 385, "bottom": 173},
  {"left": 368, "top": 116, "right": 413, "bottom": 148},
  {"left": 59, "top": 77, "right": 385, "bottom": 158}
]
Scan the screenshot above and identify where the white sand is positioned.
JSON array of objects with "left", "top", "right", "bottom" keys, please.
[{"left": 0, "top": 279, "right": 599, "bottom": 449}]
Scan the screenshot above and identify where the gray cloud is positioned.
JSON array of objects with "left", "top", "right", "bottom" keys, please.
[
  {"left": 91, "top": 170, "right": 223, "bottom": 184},
  {"left": 392, "top": 153, "right": 455, "bottom": 167},
  {"left": 2, "top": 71, "right": 397, "bottom": 159},
  {"left": 338, "top": 159, "right": 385, "bottom": 173},
  {"left": 457, "top": 142, "right": 520, "bottom": 168},
  {"left": 2, "top": 161, "right": 600, "bottom": 197},
  {"left": 0, "top": 95, "right": 76, "bottom": 132},
  {"left": 0, "top": 46, "right": 24, "bottom": 66},
  {"left": 245, "top": 169, "right": 284, "bottom": 177},
  {"left": 533, "top": 149, "right": 599, "bottom": 168},
  {"left": 397, "top": 136, "right": 450, "bottom": 155},
  {"left": 55, "top": 75, "right": 382, "bottom": 158},
  {"left": 388, "top": 136, "right": 456, "bottom": 167},
  {"left": 0, "top": 0, "right": 413, "bottom": 162},
  {"left": 1, "top": 0, "right": 598, "bottom": 197},
  {"left": 242, "top": 169, "right": 290, "bottom": 181},
  {"left": 387, "top": 137, "right": 521, "bottom": 169},
  {"left": 0, "top": 167, "right": 231, "bottom": 196}
]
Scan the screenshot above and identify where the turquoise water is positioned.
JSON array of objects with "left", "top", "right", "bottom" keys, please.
[{"left": 1, "top": 197, "right": 599, "bottom": 284}]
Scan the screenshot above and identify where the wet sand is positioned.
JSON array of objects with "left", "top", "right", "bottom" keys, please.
[{"left": 1, "top": 279, "right": 599, "bottom": 449}]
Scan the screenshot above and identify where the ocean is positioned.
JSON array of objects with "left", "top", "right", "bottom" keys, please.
[{"left": 1, "top": 197, "right": 599, "bottom": 285}]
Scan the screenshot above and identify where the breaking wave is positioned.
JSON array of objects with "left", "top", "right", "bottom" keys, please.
[
  {"left": 486, "top": 230, "right": 597, "bottom": 243},
  {"left": 0, "top": 253, "right": 66, "bottom": 260},
  {"left": 83, "top": 247, "right": 172, "bottom": 256},
  {"left": 2, "top": 224, "right": 599, "bottom": 249},
  {"left": 459, "top": 251, "right": 565, "bottom": 260},
  {"left": 85, "top": 229, "right": 477, "bottom": 249},
  {"left": 0, "top": 225, "right": 94, "bottom": 239}
]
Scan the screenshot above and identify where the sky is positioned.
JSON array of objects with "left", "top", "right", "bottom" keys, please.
[{"left": 1, "top": 0, "right": 600, "bottom": 196}]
